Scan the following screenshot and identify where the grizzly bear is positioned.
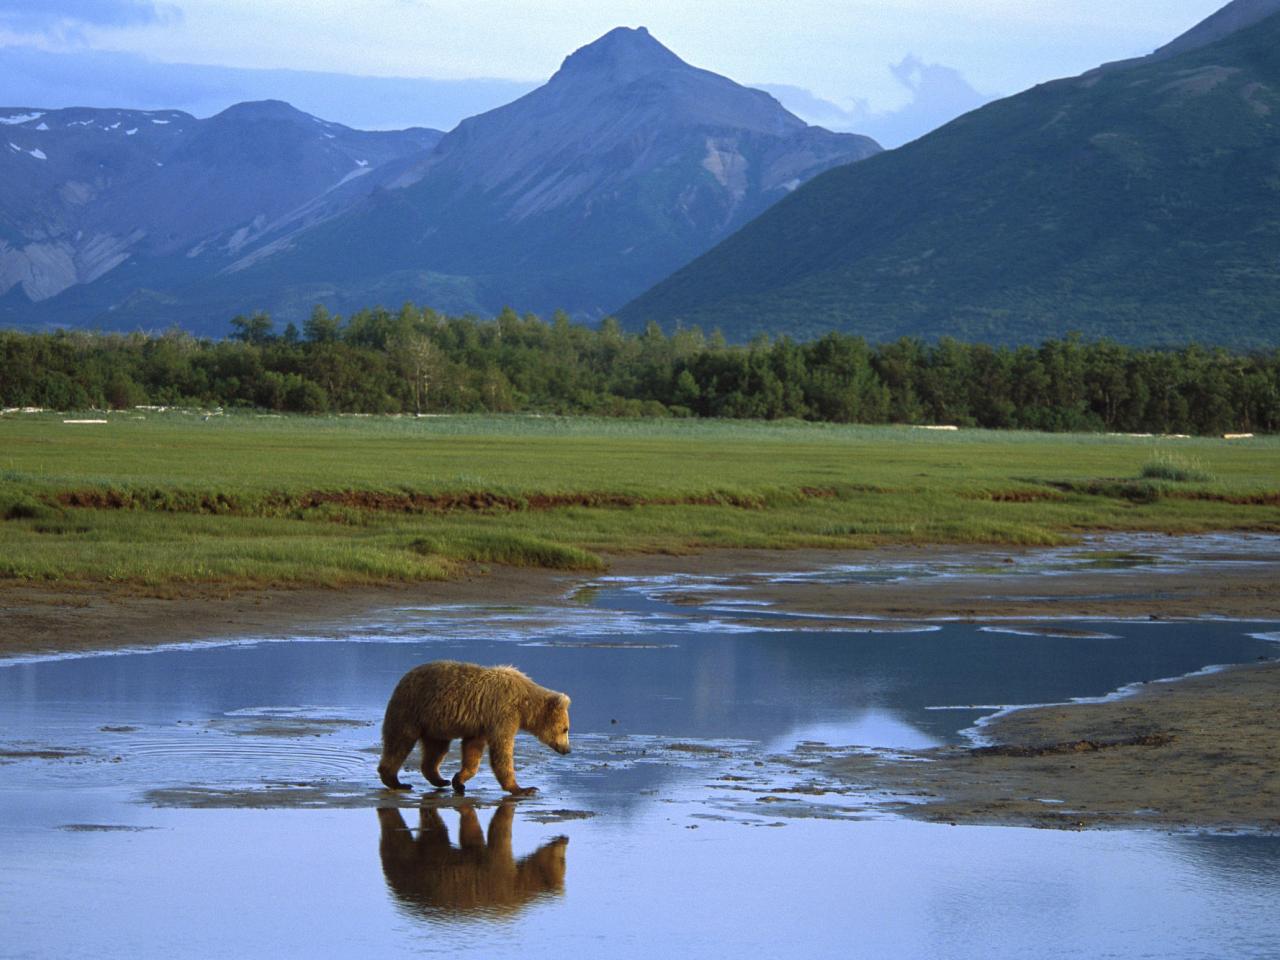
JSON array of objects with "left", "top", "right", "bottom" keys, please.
[
  {"left": 378, "top": 660, "right": 571, "bottom": 795},
  {"left": 377, "top": 802, "right": 568, "bottom": 917}
]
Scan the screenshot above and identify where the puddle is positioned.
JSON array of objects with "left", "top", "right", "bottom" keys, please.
[{"left": 2, "top": 548, "right": 1280, "bottom": 958}]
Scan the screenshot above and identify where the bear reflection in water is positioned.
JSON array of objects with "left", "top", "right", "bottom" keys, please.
[{"left": 377, "top": 801, "right": 568, "bottom": 919}]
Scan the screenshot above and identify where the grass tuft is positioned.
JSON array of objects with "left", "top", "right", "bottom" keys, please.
[
  {"left": 1140, "top": 453, "right": 1213, "bottom": 483},
  {"left": 409, "top": 533, "right": 606, "bottom": 571},
  {"left": 1, "top": 495, "right": 56, "bottom": 521}
]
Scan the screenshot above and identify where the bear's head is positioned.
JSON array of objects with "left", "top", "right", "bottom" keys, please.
[{"left": 536, "top": 693, "right": 571, "bottom": 755}]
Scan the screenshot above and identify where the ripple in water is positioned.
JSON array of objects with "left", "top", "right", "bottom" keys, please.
[{"left": 125, "top": 736, "right": 370, "bottom": 776}]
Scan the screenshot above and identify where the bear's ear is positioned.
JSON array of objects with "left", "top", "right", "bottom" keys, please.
[{"left": 546, "top": 692, "right": 570, "bottom": 713}]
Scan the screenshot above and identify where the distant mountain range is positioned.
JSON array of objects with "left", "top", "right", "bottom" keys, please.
[
  {"left": 7, "top": 3, "right": 1276, "bottom": 349},
  {"left": 0, "top": 27, "right": 879, "bottom": 335},
  {"left": 0, "top": 45, "right": 537, "bottom": 133},
  {"left": 620, "top": 0, "right": 1280, "bottom": 348},
  {"left": 0, "top": 102, "right": 440, "bottom": 329}
]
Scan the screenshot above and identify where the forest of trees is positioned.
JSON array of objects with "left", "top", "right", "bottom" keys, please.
[{"left": 2, "top": 305, "right": 1277, "bottom": 435}]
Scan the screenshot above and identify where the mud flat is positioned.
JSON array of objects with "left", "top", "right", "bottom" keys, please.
[
  {"left": 818, "top": 659, "right": 1280, "bottom": 833},
  {"left": 5, "top": 540, "right": 1280, "bottom": 661},
  {"left": 0, "top": 566, "right": 576, "bottom": 660}
]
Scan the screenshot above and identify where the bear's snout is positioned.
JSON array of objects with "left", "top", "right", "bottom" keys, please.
[{"left": 556, "top": 744, "right": 571, "bottom": 755}]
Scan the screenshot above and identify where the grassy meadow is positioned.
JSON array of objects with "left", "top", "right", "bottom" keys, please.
[{"left": 1, "top": 411, "right": 1277, "bottom": 588}]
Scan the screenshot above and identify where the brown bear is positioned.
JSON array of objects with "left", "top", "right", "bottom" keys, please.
[
  {"left": 377, "top": 802, "right": 568, "bottom": 917},
  {"left": 378, "top": 660, "right": 571, "bottom": 795}
]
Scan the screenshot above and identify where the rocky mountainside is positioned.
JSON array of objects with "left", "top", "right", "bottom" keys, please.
[
  {"left": 620, "top": 6, "right": 1280, "bottom": 348},
  {"left": 2, "top": 27, "right": 879, "bottom": 334},
  {"left": 1151, "top": 0, "right": 1280, "bottom": 59},
  {"left": 206, "top": 26, "right": 881, "bottom": 326},
  {"left": 0, "top": 101, "right": 441, "bottom": 326}
]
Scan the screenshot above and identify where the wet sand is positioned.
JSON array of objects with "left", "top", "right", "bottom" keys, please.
[
  {"left": 818, "top": 659, "right": 1280, "bottom": 833},
  {"left": 716, "top": 557, "right": 1280, "bottom": 622},
  {"left": 0, "top": 566, "right": 580, "bottom": 660},
  {"left": 3, "top": 543, "right": 1278, "bottom": 833}
]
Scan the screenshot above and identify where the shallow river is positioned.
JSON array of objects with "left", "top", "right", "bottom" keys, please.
[{"left": 3, "top": 548, "right": 1279, "bottom": 959}]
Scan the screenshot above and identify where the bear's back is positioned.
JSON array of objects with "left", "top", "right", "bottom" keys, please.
[{"left": 391, "top": 661, "right": 533, "bottom": 737}]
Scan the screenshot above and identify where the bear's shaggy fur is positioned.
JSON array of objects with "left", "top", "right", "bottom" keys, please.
[{"left": 378, "top": 660, "right": 571, "bottom": 795}]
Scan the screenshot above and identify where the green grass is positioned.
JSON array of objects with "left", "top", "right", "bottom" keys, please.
[{"left": 1, "top": 411, "right": 1277, "bottom": 587}]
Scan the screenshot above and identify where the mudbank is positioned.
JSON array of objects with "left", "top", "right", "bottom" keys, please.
[{"left": 820, "top": 660, "right": 1280, "bottom": 833}]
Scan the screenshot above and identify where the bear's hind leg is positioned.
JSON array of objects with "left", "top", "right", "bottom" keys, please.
[
  {"left": 451, "top": 737, "right": 486, "bottom": 794},
  {"left": 419, "top": 737, "right": 451, "bottom": 789},
  {"left": 378, "top": 725, "right": 418, "bottom": 790}
]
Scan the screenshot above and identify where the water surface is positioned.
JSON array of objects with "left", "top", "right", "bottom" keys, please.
[{"left": 2, "top": 564, "right": 1278, "bottom": 959}]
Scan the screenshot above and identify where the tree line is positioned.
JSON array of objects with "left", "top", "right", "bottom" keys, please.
[{"left": 2, "top": 305, "right": 1277, "bottom": 435}]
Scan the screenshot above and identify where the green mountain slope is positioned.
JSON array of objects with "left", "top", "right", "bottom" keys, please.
[{"left": 620, "top": 11, "right": 1280, "bottom": 347}]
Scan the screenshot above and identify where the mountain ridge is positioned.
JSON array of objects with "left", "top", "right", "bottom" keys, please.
[
  {"left": 1153, "top": 0, "right": 1280, "bottom": 58},
  {"left": 0, "top": 101, "right": 440, "bottom": 317},
  {"left": 193, "top": 26, "right": 880, "bottom": 327},
  {"left": 619, "top": 8, "right": 1280, "bottom": 348}
]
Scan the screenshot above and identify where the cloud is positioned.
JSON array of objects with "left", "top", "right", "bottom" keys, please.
[
  {"left": 889, "top": 55, "right": 989, "bottom": 120},
  {"left": 760, "top": 55, "right": 996, "bottom": 149},
  {"left": 0, "top": 1, "right": 180, "bottom": 39},
  {"left": 756, "top": 84, "right": 872, "bottom": 130},
  {"left": 0, "top": 44, "right": 537, "bottom": 131}
]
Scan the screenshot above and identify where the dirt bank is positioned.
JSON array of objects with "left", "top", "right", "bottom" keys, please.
[{"left": 819, "top": 659, "right": 1280, "bottom": 833}]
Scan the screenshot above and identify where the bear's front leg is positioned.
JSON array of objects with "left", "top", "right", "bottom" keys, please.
[{"left": 489, "top": 737, "right": 537, "bottom": 796}]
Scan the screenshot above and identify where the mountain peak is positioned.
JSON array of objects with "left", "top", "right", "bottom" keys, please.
[
  {"left": 554, "top": 26, "right": 687, "bottom": 84},
  {"left": 212, "top": 99, "right": 315, "bottom": 123}
]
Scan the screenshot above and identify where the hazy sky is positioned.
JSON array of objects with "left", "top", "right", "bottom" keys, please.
[{"left": 0, "top": 1, "right": 1234, "bottom": 126}]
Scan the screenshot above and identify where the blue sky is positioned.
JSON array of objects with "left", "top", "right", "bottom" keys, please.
[{"left": 0, "top": 1, "right": 1235, "bottom": 143}]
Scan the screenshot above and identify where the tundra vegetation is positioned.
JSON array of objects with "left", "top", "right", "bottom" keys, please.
[{"left": 0, "top": 411, "right": 1276, "bottom": 588}]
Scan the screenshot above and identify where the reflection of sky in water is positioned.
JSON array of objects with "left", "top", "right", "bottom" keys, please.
[
  {"left": 2, "top": 557, "right": 1279, "bottom": 958},
  {"left": 3, "top": 799, "right": 1278, "bottom": 959},
  {"left": 773, "top": 710, "right": 943, "bottom": 751}
]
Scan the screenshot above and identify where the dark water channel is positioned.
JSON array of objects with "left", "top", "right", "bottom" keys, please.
[{"left": 2, "top": 565, "right": 1279, "bottom": 959}]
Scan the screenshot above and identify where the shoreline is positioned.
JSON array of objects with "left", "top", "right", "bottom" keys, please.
[{"left": 5, "top": 541, "right": 1280, "bottom": 662}]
